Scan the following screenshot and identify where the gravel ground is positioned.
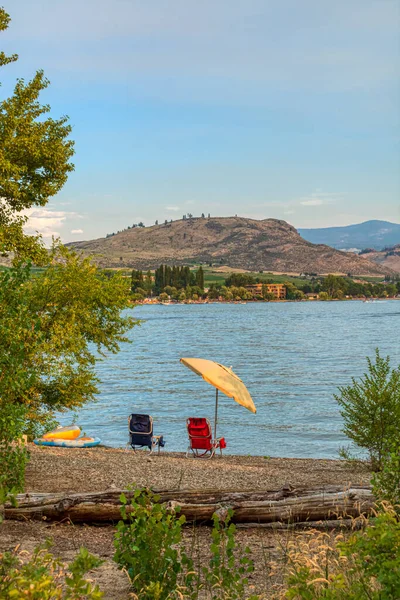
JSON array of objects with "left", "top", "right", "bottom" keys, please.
[{"left": 25, "top": 445, "right": 371, "bottom": 493}]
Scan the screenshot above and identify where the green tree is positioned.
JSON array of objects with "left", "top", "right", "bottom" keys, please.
[
  {"left": 144, "top": 270, "right": 153, "bottom": 295},
  {"left": 322, "top": 275, "right": 348, "bottom": 298},
  {"left": 262, "top": 285, "right": 275, "bottom": 301},
  {"left": 131, "top": 269, "right": 144, "bottom": 292},
  {"left": 284, "top": 282, "right": 304, "bottom": 300},
  {"left": 0, "top": 246, "right": 137, "bottom": 439},
  {"left": 163, "top": 285, "right": 175, "bottom": 296},
  {"left": 237, "top": 286, "right": 251, "bottom": 300},
  {"left": 0, "top": 9, "right": 74, "bottom": 262},
  {"left": 335, "top": 350, "right": 400, "bottom": 470},
  {"left": 195, "top": 265, "right": 204, "bottom": 290},
  {"left": 225, "top": 273, "right": 255, "bottom": 287},
  {"left": 385, "top": 284, "right": 397, "bottom": 297},
  {"left": 207, "top": 284, "right": 220, "bottom": 299}
]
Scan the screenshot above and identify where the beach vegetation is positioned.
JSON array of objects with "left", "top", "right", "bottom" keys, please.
[
  {"left": 371, "top": 442, "right": 400, "bottom": 511},
  {"left": 114, "top": 489, "right": 191, "bottom": 600},
  {"left": 0, "top": 403, "right": 28, "bottom": 495},
  {"left": 114, "top": 488, "right": 259, "bottom": 600},
  {"left": 335, "top": 350, "right": 400, "bottom": 470},
  {"left": 0, "top": 543, "right": 104, "bottom": 599},
  {"left": 282, "top": 507, "right": 400, "bottom": 600}
]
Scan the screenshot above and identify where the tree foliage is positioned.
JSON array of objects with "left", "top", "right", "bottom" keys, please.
[
  {"left": 0, "top": 8, "right": 74, "bottom": 261},
  {"left": 0, "top": 246, "right": 137, "bottom": 437}
]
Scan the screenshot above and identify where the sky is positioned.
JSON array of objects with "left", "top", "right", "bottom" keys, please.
[{"left": 2, "top": 0, "right": 400, "bottom": 242}]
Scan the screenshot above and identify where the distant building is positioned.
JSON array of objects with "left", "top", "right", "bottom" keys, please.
[
  {"left": 245, "top": 283, "right": 286, "bottom": 299},
  {"left": 306, "top": 292, "right": 319, "bottom": 300}
]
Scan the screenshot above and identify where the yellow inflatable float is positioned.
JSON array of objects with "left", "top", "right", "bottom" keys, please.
[{"left": 42, "top": 425, "right": 81, "bottom": 440}]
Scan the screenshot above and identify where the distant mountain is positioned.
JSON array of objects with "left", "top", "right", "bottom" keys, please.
[
  {"left": 66, "top": 216, "right": 390, "bottom": 276},
  {"left": 359, "top": 244, "right": 400, "bottom": 274},
  {"left": 298, "top": 220, "right": 400, "bottom": 251}
]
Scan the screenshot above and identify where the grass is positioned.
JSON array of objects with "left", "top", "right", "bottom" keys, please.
[{"left": 201, "top": 268, "right": 317, "bottom": 287}]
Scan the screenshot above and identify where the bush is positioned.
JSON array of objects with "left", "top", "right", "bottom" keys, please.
[
  {"left": 113, "top": 489, "right": 189, "bottom": 600},
  {"left": 283, "top": 508, "right": 400, "bottom": 600},
  {"left": 335, "top": 350, "right": 400, "bottom": 470},
  {"left": 113, "top": 489, "right": 259, "bottom": 600},
  {"left": 372, "top": 442, "right": 400, "bottom": 510},
  {"left": 0, "top": 543, "right": 103, "bottom": 599},
  {"left": 0, "top": 403, "right": 28, "bottom": 495},
  {"left": 201, "top": 510, "right": 256, "bottom": 600}
]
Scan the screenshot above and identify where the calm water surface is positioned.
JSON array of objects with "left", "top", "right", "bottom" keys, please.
[{"left": 60, "top": 301, "right": 400, "bottom": 458}]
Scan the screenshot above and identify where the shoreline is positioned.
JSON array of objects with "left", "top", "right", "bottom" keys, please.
[{"left": 135, "top": 297, "right": 400, "bottom": 306}]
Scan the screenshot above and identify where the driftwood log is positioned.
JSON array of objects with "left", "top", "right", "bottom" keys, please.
[{"left": 4, "top": 485, "right": 374, "bottom": 526}]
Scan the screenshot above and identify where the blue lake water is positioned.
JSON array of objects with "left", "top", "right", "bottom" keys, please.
[{"left": 60, "top": 301, "right": 400, "bottom": 458}]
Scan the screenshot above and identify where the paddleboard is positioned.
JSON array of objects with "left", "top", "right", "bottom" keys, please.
[
  {"left": 42, "top": 425, "right": 81, "bottom": 440},
  {"left": 34, "top": 436, "right": 101, "bottom": 448}
]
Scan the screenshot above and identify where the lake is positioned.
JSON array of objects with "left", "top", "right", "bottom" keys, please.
[{"left": 60, "top": 301, "right": 400, "bottom": 458}]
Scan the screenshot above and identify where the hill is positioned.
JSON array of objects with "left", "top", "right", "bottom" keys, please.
[
  {"left": 298, "top": 220, "right": 400, "bottom": 251},
  {"left": 359, "top": 244, "right": 400, "bottom": 274},
  {"left": 66, "top": 217, "right": 390, "bottom": 276}
]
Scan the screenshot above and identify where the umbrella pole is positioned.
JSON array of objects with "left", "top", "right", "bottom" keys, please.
[{"left": 214, "top": 388, "right": 218, "bottom": 439}]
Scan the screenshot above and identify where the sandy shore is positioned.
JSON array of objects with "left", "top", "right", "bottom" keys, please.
[{"left": 1, "top": 446, "right": 371, "bottom": 600}]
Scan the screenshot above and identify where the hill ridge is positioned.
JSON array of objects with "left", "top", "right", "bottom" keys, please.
[
  {"left": 299, "top": 219, "right": 400, "bottom": 251},
  {"left": 66, "top": 216, "right": 391, "bottom": 276}
]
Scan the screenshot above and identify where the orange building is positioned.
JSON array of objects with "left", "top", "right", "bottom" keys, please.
[{"left": 245, "top": 283, "right": 286, "bottom": 299}]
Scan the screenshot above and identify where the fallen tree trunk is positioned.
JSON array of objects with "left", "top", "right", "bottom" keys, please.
[{"left": 5, "top": 485, "right": 374, "bottom": 525}]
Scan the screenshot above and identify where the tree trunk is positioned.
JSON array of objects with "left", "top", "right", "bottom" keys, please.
[{"left": 5, "top": 485, "right": 374, "bottom": 525}]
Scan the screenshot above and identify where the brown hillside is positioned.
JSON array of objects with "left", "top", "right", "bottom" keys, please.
[
  {"left": 66, "top": 217, "right": 391, "bottom": 276},
  {"left": 359, "top": 245, "right": 400, "bottom": 274}
]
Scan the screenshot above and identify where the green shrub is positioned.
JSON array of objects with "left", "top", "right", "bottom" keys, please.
[
  {"left": 113, "top": 489, "right": 260, "bottom": 600},
  {"left": 0, "top": 403, "right": 28, "bottom": 494},
  {"left": 113, "top": 488, "right": 190, "bottom": 600},
  {"left": 201, "top": 510, "right": 257, "bottom": 600},
  {"left": 372, "top": 443, "right": 400, "bottom": 510},
  {"left": 0, "top": 543, "right": 103, "bottom": 599},
  {"left": 335, "top": 349, "right": 400, "bottom": 470}
]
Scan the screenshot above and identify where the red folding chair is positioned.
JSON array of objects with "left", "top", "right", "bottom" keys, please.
[{"left": 186, "top": 417, "right": 226, "bottom": 458}]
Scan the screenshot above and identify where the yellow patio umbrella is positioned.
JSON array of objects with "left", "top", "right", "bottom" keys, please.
[{"left": 180, "top": 358, "right": 256, "bottom": 438}]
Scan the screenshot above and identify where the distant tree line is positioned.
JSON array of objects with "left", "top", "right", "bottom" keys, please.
[
  {"left": 131, "top": 267, "right": 400, "bottom": 303},
  {"left": 131, "top": 265, "right": 205, "bottom": 301},
  {"left": 106, "top": 222, "right": 145, "bottom": 238},
  {"left": 107, "top": 214, "right": 214, "bottom": 238}
]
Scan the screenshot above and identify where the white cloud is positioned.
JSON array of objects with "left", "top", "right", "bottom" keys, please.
[
  {"left": 22, "top": 208, "right": 82, "bottom": 238},
  {"left": 71, "top": 229, "right": 84, "bottom": 234},
  {"left": 165, "top": 206, "right": 180, "bottom": 211},
  {"left": 298, "top": 190, "right": 346, "bottom": 207},
  {"left": 300, "top": 199, "right": 324, "bottom": 206}
]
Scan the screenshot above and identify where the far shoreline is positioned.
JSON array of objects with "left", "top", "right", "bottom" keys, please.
[{"left": 133, "top": 297, "right": 400, "bottom": 306}]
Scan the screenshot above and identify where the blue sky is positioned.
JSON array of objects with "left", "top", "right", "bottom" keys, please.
[{"left": 2, "top": 0, "right": 400, "bottom": 242}]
